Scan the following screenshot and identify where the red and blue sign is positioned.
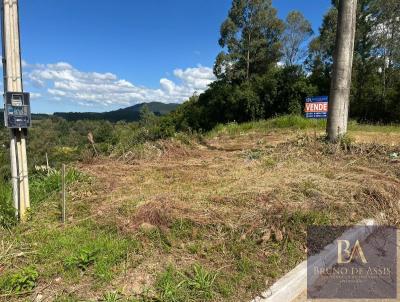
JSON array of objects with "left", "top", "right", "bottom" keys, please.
[{"left": 305, "top": 96, "right": 329, "bottom": 119}]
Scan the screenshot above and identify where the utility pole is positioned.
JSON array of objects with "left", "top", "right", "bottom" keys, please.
[
  {"left": 327, "top": 0, "right": 358, "bottom": 142},
  {"left": 1, "top": 0, "right": 30, "bottom": 221}
]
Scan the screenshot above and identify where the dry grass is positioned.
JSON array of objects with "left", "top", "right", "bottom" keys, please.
[
  {"left": 66, "top": 128, "right": 400, "bottom": 300},
  {"left": 1, "top": 126, "right": 400, "bottom": 301}
]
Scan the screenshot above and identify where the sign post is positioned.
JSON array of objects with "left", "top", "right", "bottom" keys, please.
[
  {"left": 305, "top": 96, "right": 329, "bottom": 119},
  {"left": 1, "top": 0, "right": 30, "bottom": 221}
]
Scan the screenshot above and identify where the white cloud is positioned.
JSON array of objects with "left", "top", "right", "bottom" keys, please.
[
  {"left": 23, "top": 62, "right": 215, "bottom": 108},
  {"left": 173, "top": 65, "right": 216, "bottom": 90},
  {"left": 30, "top": 92, "right": 42, "bottom": 99}
]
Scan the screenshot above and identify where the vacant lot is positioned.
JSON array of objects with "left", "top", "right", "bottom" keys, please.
[{"left": 1, "top": 120, "right": 399, "bottom": 301}]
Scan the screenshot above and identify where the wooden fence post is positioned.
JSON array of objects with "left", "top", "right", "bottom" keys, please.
[{"left": 62, "top": 164, "right": 66, "bottom": 223}]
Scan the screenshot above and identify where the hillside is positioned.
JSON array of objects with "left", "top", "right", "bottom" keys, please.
[
  {"left": 0, "top": 102, "right": 179, "bottom": 127},
  {"left": 1, "top": 118, "right": 399, "bottom": 301},
  {"left": 53, "top": 102, "right": 180, "bottom": 122}
]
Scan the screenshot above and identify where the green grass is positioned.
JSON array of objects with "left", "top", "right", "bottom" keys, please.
[
  {"left": 0, "top": 180, "right": 16, "bottom": 229},
  {"left": 0, "top": 167, "right": 87, "bottom": 229},
  {"left": 153, "top": 264, "right": 218, "bottom": 302},
  {"left": 347, "top": 120, "right": 400, "bottom": 132},
  {"left": 0, "top": 266, "right": 38, "bottom": 294},
  {"left": 1, "top": 220, "right": 141, "bottom": 295},
  {"left": 208, "top": 115, "right": 326, "bottom": 137},
  {"left": 208, "top": 114, "right": 400, "bottom": 137},
  {"left": 0, "top": 169, "right": 140, "bottom": 297},
  {"left": 30, "top": 168, "right": 86, "bottom": 205}
]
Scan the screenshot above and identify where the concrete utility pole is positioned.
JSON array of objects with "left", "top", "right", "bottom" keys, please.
[
  {"left": 1, "top": 0, "right": 30, "bottom": 221},
  {"left": 327, "top": 0, "right": 358, "bottom": 141}
]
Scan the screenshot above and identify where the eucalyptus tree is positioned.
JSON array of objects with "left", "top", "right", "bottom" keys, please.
[
  {"left": 214, "top": 0, "right": 284, "bottom": 83},
  {"left": 327, "top": 0, "right": 358, "bottom": 141},
  {"left": 282, "top": 11, "right": 313, "bottom": 66},
  {"left": 369, "top": 0, "right": 400, "bottom": 97}
]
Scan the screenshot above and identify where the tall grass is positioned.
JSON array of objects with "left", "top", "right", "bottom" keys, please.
[
  {"left": 208, "top": 115, "right": 326, "bottom": 137},
  {"left": 348, "top": 120, "right": 400, "bottom": 133},
  {"left": 209, "top": 115, "right": 400, "bottom": 137},
  {"left": 30, "top": 169, "right": 84, "bottom": 205},
  {"left": 0, "top": 180, "right": 16, "bottom": 229},
  {"left": 0, "top": 168, "right": 85, "bottom": 229}
]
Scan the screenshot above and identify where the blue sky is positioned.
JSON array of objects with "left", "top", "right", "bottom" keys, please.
[{"left": 16, "top": 0, "right": 331, "bottom": 113}]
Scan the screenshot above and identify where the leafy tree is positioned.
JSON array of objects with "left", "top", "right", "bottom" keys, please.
[
  {"left": 307, "top": 0, "right": 400, "bottom": 123},
  {"left": 214, "top": 0, "right": 284, "bottom": 82},
  {"left": 139, "top": 104, "right": 156, "bottom": 127},
  {"left": 275, "top": 66, "right": 318, "bottom": 115},
  {"left": 282, "top": 11, "right": 313, "bottom": 66},
  {"left": 368, "top": 0, "right": 400, "bottom": 98}
]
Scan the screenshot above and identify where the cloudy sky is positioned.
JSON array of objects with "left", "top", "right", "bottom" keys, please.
[{"left": 15, "top": 0, "right": 331, "bottom": 113}]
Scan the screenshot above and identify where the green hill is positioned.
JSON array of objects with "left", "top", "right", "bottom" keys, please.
[
  {"left": 0, "top": 102, "right": 179, "bottom": 126},
  {"left": 53, "top": 102, "right": 179, "bottom": 122}
]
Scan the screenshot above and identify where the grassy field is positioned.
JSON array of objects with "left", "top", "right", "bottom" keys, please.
[{"left": 0, "top": 117, "right": 399, "bottom": 301}]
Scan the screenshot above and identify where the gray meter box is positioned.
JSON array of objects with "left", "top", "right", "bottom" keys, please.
[{"left": 4, "top": 92, "right": 31, "bottom": 128}]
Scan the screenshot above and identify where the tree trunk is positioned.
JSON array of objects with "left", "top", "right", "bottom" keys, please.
[{"left": 327, "top": 0, "right": 358, "bottom": 142}]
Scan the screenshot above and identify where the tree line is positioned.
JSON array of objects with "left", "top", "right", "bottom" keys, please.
[{"left": 166, "top": 0, "right": 399, "bottom": 132}]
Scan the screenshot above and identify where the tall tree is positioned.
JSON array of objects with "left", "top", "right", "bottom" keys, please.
[
  {"left": 214, "top": 0, "right": 284, "bottom": 82},
  {"left": 139, "top": 104, "right": 156, "bottom": 127},
  {"left": 369, "top": 0, "right": 400, "bottom": 98},
  {"left": 282, "top": 11, "right": 313, "bottom": 66},
  {"left": 327, "top": 0, "right": 358, "bottom": 141}
]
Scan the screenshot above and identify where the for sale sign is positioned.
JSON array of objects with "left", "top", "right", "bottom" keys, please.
[{"left": 305, "top": 96, "right": 329, "bottom": 119}]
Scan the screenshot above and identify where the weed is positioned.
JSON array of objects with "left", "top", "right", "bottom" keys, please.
[
  {"left": 236, "top": 257, "right": 254, "bottom": 274},
  {"left": 64, "top": 248, "right": 98, "bottom": 271},
  {"left": 214, "top": 275, "right": 234, "bottom": 298},
  {"left": 101, "top": 291, "right": 123, "bottom": 302},
  {"left": 187, "top": 242, "right": 202, "bottom": 254},
  {"left": 299, "top": 179, "right": 318, "bottom": 197},
  {"left": 0, "top": 180, "right": 16, "bottom": 229},
  {"left": 170, "top": 218, "right": 194, "bottom": 240},
  {"left": 339, "top": 134, "right": 354, "bottom": 151},
  {"left": 30, "top": 168, "right": 86, "bottom": 205},
  {"left": 145, "top": 228, "right": 172, "bottom": 252},
  {"left": 244, "top": 150, "right": 264, "bottom": 161},
  {"left": 185, "top": 264, "right": 218, "bottom": 300},
  {"left": 0, "top": 266, "right": 38, "bottom": 293},
  {"left": 155, "top": 266, "right": 186, "bottom": 302},
  {"left": 154, "top": 264, "right": 218, "bottom": 302}
]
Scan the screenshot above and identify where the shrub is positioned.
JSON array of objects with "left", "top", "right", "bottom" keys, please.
[{"left": 0, "top": 267, "right": 38, "bottom": 293}]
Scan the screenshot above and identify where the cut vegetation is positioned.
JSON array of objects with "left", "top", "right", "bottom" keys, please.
[{"left": 1, "top": 117, "right": 399, "bottom": 301}]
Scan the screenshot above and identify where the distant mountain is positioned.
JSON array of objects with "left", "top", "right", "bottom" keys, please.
[{"left": 53, "top": 102, "right": 180, "bottom": 122}]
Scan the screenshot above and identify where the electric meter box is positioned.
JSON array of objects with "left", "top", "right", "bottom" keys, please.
[{"left": 4, "top": 92, "right": 31, "bottom": 128}]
